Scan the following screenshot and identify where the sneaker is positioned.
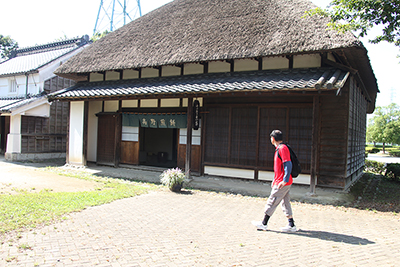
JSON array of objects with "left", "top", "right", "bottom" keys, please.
[
  {"left": 280, "top": 225, "right": 298, "bottom": 232},
  {"left": 251, "top": 221, "right": 268, "bottom": 231}
]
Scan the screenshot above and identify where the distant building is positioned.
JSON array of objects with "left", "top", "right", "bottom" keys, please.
[
  {"left": 51, "top": 0, "right": 378, "bottom": 190},
  {"left": 0, "top": 36, "right": 90, "bottom": 161}
]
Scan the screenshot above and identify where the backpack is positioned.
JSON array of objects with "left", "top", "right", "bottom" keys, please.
[{"left": 277, "top": 143, "right": 301, "bottom": 178}]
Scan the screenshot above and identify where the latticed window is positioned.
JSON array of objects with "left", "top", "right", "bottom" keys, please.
[
  {"left": 204, "top": 107, "right": 230, "bottom": 164},
  {"left": 204, "top": 105, "right": 312, "bottom": 173}
]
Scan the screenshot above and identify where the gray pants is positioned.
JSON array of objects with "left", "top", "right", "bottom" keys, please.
[{"left": 264, "top": 185, "right": 293, "bottom": 217}]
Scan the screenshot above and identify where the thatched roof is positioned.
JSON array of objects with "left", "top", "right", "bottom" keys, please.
[
  {"left": 54, "top": 0, "right": 378, "bottom": 112},
  {"left": 55, "top": 0, "right": 361, "bottom": 76}
]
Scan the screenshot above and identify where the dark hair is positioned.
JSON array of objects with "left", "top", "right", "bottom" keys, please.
[{"left": 270, "top": 130, "right": 283, "bottom": 141}]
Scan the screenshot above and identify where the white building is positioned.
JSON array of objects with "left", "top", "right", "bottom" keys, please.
[{"left": 0, "top": 36, "right": 90, "bottom": 161}]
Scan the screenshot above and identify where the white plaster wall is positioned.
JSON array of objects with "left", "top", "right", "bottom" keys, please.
[
  {"left": 123, "top": 69, "right": 139, "bottom": 79},
  {"left": 141, "top": 67, "right": 158, "bottom": 78},
  {"left": 105, "top": 71, "right": 120, "bottom": 81},
  {"left": 263, "top": 56, "right": 288, "bottom": 70},
  {"left": 104, "top": 100, "right": 119, "bottom": 112},
  {"left": 68, "top": 101, "right": 84, "bottom": 165},
  {"left": 209, "top": 61, "right": 230, "bottom": 73},
  {"left": 234, "top": 59, "right": 258, "bottom": 72},
  {"left": 204, "top": 166, "right": 254, "bottom": 179},
  {"left": 183, "top": 63, "right": 203, "bottom": 75},
  {"left": 162, "top": 66, "right": 180, "bottom": 77},
  {"left": 6, "top": 114, "right": 22, "bottom": 153},
  {"left": 0, "top": 76, "right": 28, "bottom": 97},
  {"left": 160, "top": 98, "right": 180, "bottom": 107},
  {"left": 182, "top": 98, "right": 188, "bottom": 107},
  {"left": 24, "top": 103, "right": 50, "bottom": 117},
  {"left": 258, "top": 171, "right": 310, "bottom": 185},
  {"left": 90, "top": 73, "right": 103, "bottom": 82},
  {"left": 293, "top": 54, "right": 321, "bottom": 69},
  {"left": 141, "top": 99, "right": 158, "bottom": 108},
  {"left": 0, "top": 78, "right": 8, "bottom": 96},
  {"left": 122, "top": 99, "right": 138, "bottom": 108}
]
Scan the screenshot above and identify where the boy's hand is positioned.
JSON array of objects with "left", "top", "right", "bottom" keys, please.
[{"left": 278, "top": 181, "right": 287, "bottom": 189}]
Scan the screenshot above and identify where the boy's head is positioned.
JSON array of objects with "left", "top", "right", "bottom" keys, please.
[{"left": 270, "top": 130, "right": 283, "bottom": 141}]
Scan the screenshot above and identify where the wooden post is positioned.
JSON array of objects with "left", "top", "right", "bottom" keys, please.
[
  {"left": 310, "top": 95, "right": 320, "bottom": 195},
  {"left": 186, "top": 97, "right": 193, "bottom": 177},
  {"left": 83, "top": 101, "right": 89, "bottom": 166}
]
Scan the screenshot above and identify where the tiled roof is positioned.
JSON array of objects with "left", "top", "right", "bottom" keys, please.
[
  {"left": 0, "top": 47, "right": 78, "bottom": 76},
  {"left": 0, "top": 36, "right": 90, "bottom": 77},
  {"left": 0, "top": 95, "right": 45, "bottom": 113},
  {"left": 49, "top": 68, "right": 349, "bottom": 101},
  {"left": 0, "top": 98, "right": 24, "bottom": 110}
]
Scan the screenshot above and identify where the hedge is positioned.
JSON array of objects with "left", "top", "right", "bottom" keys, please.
[{"left": 364, "top": 160, "right": 400, "bottom": 182}]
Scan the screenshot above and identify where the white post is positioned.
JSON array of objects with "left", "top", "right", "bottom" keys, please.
[
  {"left": 68, "top": 101, "right": 85, "bottom": 165},
  {"left": 5, "top": 114, "right": 22, "bottom": 158}
]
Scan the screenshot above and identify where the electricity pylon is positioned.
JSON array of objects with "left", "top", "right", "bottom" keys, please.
[{"left": 93, "top": 0, "right": 142, "bottom": 35}]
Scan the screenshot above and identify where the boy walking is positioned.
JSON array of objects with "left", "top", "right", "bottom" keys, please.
[{"left": 252, "top": 130, "right": 298, "bottom": 232}]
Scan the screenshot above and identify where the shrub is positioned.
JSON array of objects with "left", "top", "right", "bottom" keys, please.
[
  {"left": 364, "top": 160, "right": 386, "bottom": 175},
  {"left": 388, "top": 149, "right": 400, "bottom": 157},
  {"left": 365, "top": 147, "right": 380, "bottom": 154},
  {"left": 385, "top": 163, "right": 400, "bottom": 182}
]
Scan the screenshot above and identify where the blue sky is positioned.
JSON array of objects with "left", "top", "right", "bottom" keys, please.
[{"left": 1, "top": 0, "right": 399, "bottom": 108}]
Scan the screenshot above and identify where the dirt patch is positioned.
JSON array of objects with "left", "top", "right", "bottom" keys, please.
[{"left": 0, "top": 161, "right": 99, "bottom": 195}]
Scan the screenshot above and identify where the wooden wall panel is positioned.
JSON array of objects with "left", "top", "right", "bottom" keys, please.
[
  {"left": 317, "top": 83, "right": 349, "bottom": 188},
  {"left": 43, "top": 76, "right": 75, "bottom": 94},
  {"left": 20, "top": 101, "right": 69, "bottom": 153},
  {"left": 177, "top": 144, "right": 201, "bottom": 172},
  {"left": 345, "top": 77, "right": 367, "bottom": 188},
  {"left": 0, "top": 116, "right": 10, "bottom": 153},
  {"left": 97, "top": 114, "right": 118, "bottom": 166},
  {"left": 121, "top": 141, "right": 139, "bottom": 165}
]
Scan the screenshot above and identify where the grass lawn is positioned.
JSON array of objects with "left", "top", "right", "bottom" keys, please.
[{"left": 0, "top": 167, "right": 158, "bottom": 236}]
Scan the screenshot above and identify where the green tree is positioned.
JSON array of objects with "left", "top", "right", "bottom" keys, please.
[
  {"left": 305, "top": 0, "right": 400, "bottom": 49},
  {"left": 0, "top": 34, "right": 18, "bottom": 59},
  {"left": 367, "top": 104, "right": 400, "bottom": 153}
]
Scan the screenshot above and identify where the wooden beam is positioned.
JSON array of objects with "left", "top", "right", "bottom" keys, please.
[
  {"left": 323, "top": 58, "right": 357, "bottom": 74},
  {"left": 200, "top": 62, "right": 208, "bottom": 73},
  {"left": 256, "top": 57, "right": 263, "bottom": 71},
  {"left": 310, "top": 95, "right": 320, "bottom": 195},
  {"left": 185, "top": 97, "right": 193, "bottom": 177},
  {"left": 114, "top": 113, "right": 122, "bottom": 167},
  {"left": 286, "top": 55, "right": 293, "bottom": 69}
]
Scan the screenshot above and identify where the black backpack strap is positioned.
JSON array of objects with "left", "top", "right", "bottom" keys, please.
[{"left": 276, "top": 144, "right": 283, "bottom": 160}]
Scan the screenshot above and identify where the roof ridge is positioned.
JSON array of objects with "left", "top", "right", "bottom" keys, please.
[
  {"left": 0, "top": 92, "right": 46, "bottom": 101},
  {"left": 10, "top": 35, "right": 90, "bottom": 58},
  {"left": 0, "top": 96, "right": 26, "bottom": 100}
]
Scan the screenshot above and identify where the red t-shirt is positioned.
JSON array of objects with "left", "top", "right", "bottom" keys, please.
[{"left": 273, "top": 144, "right": 293, "bottom": 186}]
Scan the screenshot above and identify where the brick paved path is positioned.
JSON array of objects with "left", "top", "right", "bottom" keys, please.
[{"left": 1, "top": 190, "right": 399, "bottom": 266}]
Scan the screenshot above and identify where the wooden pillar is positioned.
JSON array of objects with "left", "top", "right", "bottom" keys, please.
[
  {"left": 185, "top": 97, "right": 193, "bottom": 177},
  {"left": 310, "top": 95, "right": 320, "bottom": 195},
  {"left": 83, "top": 101, "right": 89, "bottom": 166}
]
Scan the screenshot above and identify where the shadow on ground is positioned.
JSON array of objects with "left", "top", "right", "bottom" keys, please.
[{"left": 266, "top": 229, "right": 375, "bottom": 245}]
